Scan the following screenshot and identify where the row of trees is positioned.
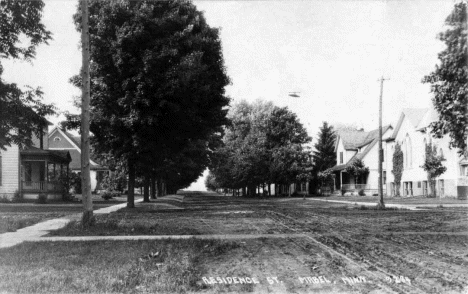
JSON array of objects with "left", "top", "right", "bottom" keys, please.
[
  {"left": 206, "top": 100, "right": 312, "bottom": 196},
  {"left": 206, "top": 100, "right": 341, "bottom": 196},
  {"left": 60, "top": 0, "right": 231, "bottom": 207}
]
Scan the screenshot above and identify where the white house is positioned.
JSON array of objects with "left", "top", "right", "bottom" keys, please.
[
  {"left": 331, "top": 125, "right": 393, "bottom": 195},
  {"left": 331, "top": 108, "right": 468, "bottom": 198},
  {"left": 0, "top": 123, "right": 71, "bottom": 199},
  {"left": 385, "top": 108, "right": 467, "bottom": 198}
]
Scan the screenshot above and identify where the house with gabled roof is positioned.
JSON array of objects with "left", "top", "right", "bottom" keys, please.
[
  {"left": 384, "top": 108, "right": 467, "bottom": 198},
  {"left": 48, "top": 127, "right": 108, "bottom": 192},
  {"left": 331, "top": 125, "right": 393, "bottom": 195},
  {"left": 0, "top": 122, "right": 71, "bottom": 200}
]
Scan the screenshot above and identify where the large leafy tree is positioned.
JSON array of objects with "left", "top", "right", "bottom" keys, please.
[
  {"left": 69, "top": 0, "right": 230, "bottom": 206},
  {"left": 423, "top": 2, "right": 467, "bottom": 156},
  {"left": 0, "top": 0, "right": 55, "bottom": 149},
  {"left": 211, "top": 100, "right": 311, "bottom": 196}
]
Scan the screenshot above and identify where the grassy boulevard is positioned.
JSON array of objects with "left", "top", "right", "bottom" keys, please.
[{"left": 1, "top": 192, "right": 467, "bottom": 293}]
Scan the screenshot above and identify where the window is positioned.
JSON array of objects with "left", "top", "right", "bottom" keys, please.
[
  {"left": 53, "top": 137, "right": 61, "bottom": 142},
  {"left": 340, "top": 152, "right": 343, "bottom": 164},
  {"left": 383, "top": 171, "right": 386, "bottom": 185},
  {"left": 461, "top": 165, "right": 468, "bottom": 177},
  {"left": 439, "top": 180, "right": 444, "bottom": 197}
]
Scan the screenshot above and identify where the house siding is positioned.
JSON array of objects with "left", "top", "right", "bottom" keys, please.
[
  {"left": 0, "top": 145, "right": 20, "bottom": 196},
  {"left": 387, "top": 109, "right": 465, "bottom": 198}
]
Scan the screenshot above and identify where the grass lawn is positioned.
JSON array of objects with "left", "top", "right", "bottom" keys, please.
[
  {"left": 0, "top": 201, "right": 125, "bottom": 234},
  {"left": 0, "top": 239, "right": 242, "bottom": 294}
]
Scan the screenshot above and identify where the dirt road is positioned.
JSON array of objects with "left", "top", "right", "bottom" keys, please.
[{"left": 179, "top": 193, "right": 468, "bottom": 293}]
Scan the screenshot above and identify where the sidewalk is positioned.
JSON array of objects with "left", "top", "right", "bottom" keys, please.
[
  {"left": 0, "top": 199, "right": 143, "bottom": 249},
  {"left": 306, "top": 198, "right": 468, "bottom": 210}
]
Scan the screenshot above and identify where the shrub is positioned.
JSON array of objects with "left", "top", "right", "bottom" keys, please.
[
  {"left": 12, "top": 190, "right": 25, "bottom": 202},
  {"left": 0, "top": 194, "right": 11, "bottom": 203},
  {"left": 358, "top": 189, "right": 365, "bottom": 196},
  {"left": 341, "top": 189, "right": 346, "bottom": 196},
  {"left": 36, "top": 193, "right": 47, "bottom": 204},
  {"left": 101, "top": 190, "right": 119, "bottom": 200}
]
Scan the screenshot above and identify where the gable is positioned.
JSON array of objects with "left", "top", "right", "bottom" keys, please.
[{"left": 48, "top": 129, "right": 75, "bottom": 149}]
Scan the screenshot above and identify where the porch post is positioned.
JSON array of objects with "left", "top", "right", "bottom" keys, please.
[
  {"left": 340, "top": 171, "right": 343, "bottom": 190},
  {"left": 44, "top": 160, "right": 48, "bottom": 195}
]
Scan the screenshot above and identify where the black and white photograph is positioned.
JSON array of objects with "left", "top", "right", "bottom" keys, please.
[{"left": 0, "top": 0, "right": 467, "bottom": 293}]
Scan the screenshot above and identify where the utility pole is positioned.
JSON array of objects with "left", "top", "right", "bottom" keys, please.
[
  {"left": 377, "top": 76, "right": 389, "bottom": 209},
  {"left": 81, "top": 0, "right": 93, "bottom": 226}
]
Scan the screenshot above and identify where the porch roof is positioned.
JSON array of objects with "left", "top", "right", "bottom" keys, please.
[{"left": 20, "top": 146, "right": 71, "bottom": 164}]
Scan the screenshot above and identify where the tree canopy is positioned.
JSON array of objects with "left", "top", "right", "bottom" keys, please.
[
  {"left": 66, "top": 0, "right": 230, "bottom": 204},
  {"left": 210, "top": 100, "right": 311, "bottom": 195},
  {"left": 0, "top": 0, "right": 55, "bottom": 150},
  {"left": 423, "top": 2, "right": 467, "bottom": 156}
]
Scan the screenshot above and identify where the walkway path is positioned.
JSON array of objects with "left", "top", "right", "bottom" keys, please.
[
  {"left": 0, "top": 199, "right": 143, "bottom": 249},
  {"left": 305, "top": 198, "right": 468, "bottom": 210}
]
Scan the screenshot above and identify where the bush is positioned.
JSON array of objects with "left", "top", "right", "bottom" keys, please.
[
  {"left": 358, "top": 189, "right": 366, "bottom": 196},
  {"left": 341, "top": 189, "right": 346, "bottom": 196},
  {"left": 12, "top": 190, "right": 24, "bottom": 202},
  {"left": 0, "top": 194, "right": 11, "bottom": 203},
  {"left": 102, "top": 190, "right": 119, "bottom": 200},
  {"left": 36, "top": 193, "right": 47, "bottom": 204}
]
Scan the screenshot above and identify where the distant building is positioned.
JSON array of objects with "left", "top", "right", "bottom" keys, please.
[{"left": 48, "top": 127, "right": 108, "bottom": 192}]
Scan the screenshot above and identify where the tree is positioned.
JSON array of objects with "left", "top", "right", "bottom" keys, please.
[
  {"left": 205, "top": 171, "right": 220, "bottom": 191},
  {"left": 423, "top": 2, "right": 467, "bottom": 156},
  {"left": 392, "top": 142, "right": 404, "bottom": 196},
  {"left": 210, "top": 100, "right": 311, "bottom": 197},
  {"left": 0, "top": 0, "right": 55, "bottom": 150},
  {"left": 70, "top": 0, "right": 230, "bottom": 206},
  {"left": 311, "top": 122, "right": 336, "bottom": 193},
  {"left": 421, "top": 142, "right": 447, "bottom": 198},
  {"left": 344, "top": 159, "right": 369, "bottom": 184}
]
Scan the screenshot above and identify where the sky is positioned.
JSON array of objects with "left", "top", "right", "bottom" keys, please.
[{"left": 2, "top": 0, "right": 456, "bottom": 191}]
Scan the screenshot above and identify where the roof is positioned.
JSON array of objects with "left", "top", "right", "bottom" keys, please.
[
  {"left": 389, "top": 108, "right": 434, "bottom": 139},
  {"left": 21, "top": 146, "right": 71, "bottom": 163},
  {"left": 67, "top": 149, "right": 107, "bottom": 171},
  {"left": 332, "top": 125, "right": 391, "bottom": 172},
  {"left": 336, "top": 125, "right": 392, "bottom": 151},
  {"left": 48, "top": 127, "right": 107, "bottom": 170}
]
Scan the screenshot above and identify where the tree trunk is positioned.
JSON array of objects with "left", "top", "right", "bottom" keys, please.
[
  {"left": 288, "top": 184, "right": 291, "bottom": 197},
  {"left": 156, "top": 178, "right": 162, "bottom": 197},
  {"left": 268, "top": 183, "right": 271, "bottom": 197},
  {"left": 150, "top": 175, "right": 156, "bottom": 199},
  {"left": 242, "top": 187, "right": 246, "bottom": 197},
  {"left": 127, "top": 158, "right": 135, "bottom": 208},
  {"left": 80, "top": 0, "right": 93, "bottom": 226},
  {"left": 143, "top": 175, "right": 150, "bottom": 202}
]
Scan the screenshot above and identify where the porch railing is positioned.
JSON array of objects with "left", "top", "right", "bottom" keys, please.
[{"left": 22, "top": 181, "right": 63, "bottom": 192}]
